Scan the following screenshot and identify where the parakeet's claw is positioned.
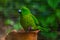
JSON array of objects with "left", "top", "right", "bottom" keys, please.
[{"left": 28, "top": 26, "right": 32, "bottom": 31}]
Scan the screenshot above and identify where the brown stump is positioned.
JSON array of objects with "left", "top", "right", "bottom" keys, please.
[{"left": 5, "top": 30, "right": 39, "bottom": 40}]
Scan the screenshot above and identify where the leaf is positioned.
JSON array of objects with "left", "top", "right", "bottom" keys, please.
[
  {"left": 40, "top": 18, "right": 48, "bottom": 27},
  {"left": 4, "top": 19, "right": 14, "bottom": 25},
  {"left": 38, "top": 5, "right": 47, "bottom": 12},
  {"left": 31, "top": 3, "right": 39, "bottom": 9},
  {"left": 47, "top": 0, "right": 59, "bottom": 9},
  {"left": 0, "top": 6, "right": 3, "bottom": 11},
  {"left": 46, "top": 15, "right": 56, "bottom": 24},
  {"left": 4, "top": 9, "right": 9, "bottom": 17},
  {"left": 24, "top": 0, "right": 31, "bottom": 3},
  {"left": 56, "top": 9, "right": 60, "bottom": 18},
  {"left": 0, "top": 0, "right": 8, "bottom": 5},
  {"left": 41, "top": 31, "right": 58, "bottom": 39},
  {"left": 13, "top": 22, "right": 23, "bottom": 31}
]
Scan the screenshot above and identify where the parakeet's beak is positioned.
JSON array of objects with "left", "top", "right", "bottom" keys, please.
[{"left": 18, "top": 10, "right": 21, "bottom": 14}]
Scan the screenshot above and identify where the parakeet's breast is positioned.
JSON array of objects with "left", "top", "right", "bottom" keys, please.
[{"left": 20, "top": 14, "right": 36, "bottom": 30}]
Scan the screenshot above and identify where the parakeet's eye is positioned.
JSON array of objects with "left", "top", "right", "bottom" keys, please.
[{"left": 18, "top": 10, "right": 21, "bottom": 13}]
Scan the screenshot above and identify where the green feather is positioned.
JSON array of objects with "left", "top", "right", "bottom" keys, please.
[
  {"left": 32, "top": 15, "right": 39, "bottom": 25},
  {"left": 19, "top": 6, "right": 39, "bottom": 31}
]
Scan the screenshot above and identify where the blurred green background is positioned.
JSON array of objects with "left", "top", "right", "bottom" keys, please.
[{"left": 0, "top": 0, "right": 60, "bottom": 40}]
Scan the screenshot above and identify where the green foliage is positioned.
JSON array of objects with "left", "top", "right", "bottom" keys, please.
[
  {"left": 38, "top": 5, "right": 47, "bottom": 12},
  {"left": 56, "top": 9, "right": 60, "bottom": 18},
  {"left": 47, "top": 0, "right": 59, "bottom": 9},
  {"left": 46, "top": 15, "right": 56, "bottom": 24},
  {"left": 41, "top": 31, "right": 58, "bottom": 40},
  {"left": 13, "top": 22, "right": 23, "bottom": 31},
  {"left": 5, "top": 18, "right": 23, "bottom": 33},
  {"left": 4, "top": 19, "right": 14, "bottom": 25}
]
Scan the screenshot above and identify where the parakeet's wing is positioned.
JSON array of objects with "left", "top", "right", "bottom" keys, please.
[
  {"left": 31, "top": 15, "right": 39, "bottom": 25},
  {"left": 31, "top": 15, "right": 42, "bottom": 30}
]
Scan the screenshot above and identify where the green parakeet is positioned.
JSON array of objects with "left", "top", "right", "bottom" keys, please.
[{"left": 18, "top": 7, "right": 39, "bottom": 31}]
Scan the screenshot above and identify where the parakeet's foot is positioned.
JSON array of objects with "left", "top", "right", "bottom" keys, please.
[
  {"left": 28, "top": 26, "right": 32, "bottom": 31},
  {"left": 26, "top": 26, "right": 39, "bottom": 32}
]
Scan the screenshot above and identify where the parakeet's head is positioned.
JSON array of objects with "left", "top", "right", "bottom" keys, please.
[{"left": 18, "top": 7, "right": 31, "bottom": 15}]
